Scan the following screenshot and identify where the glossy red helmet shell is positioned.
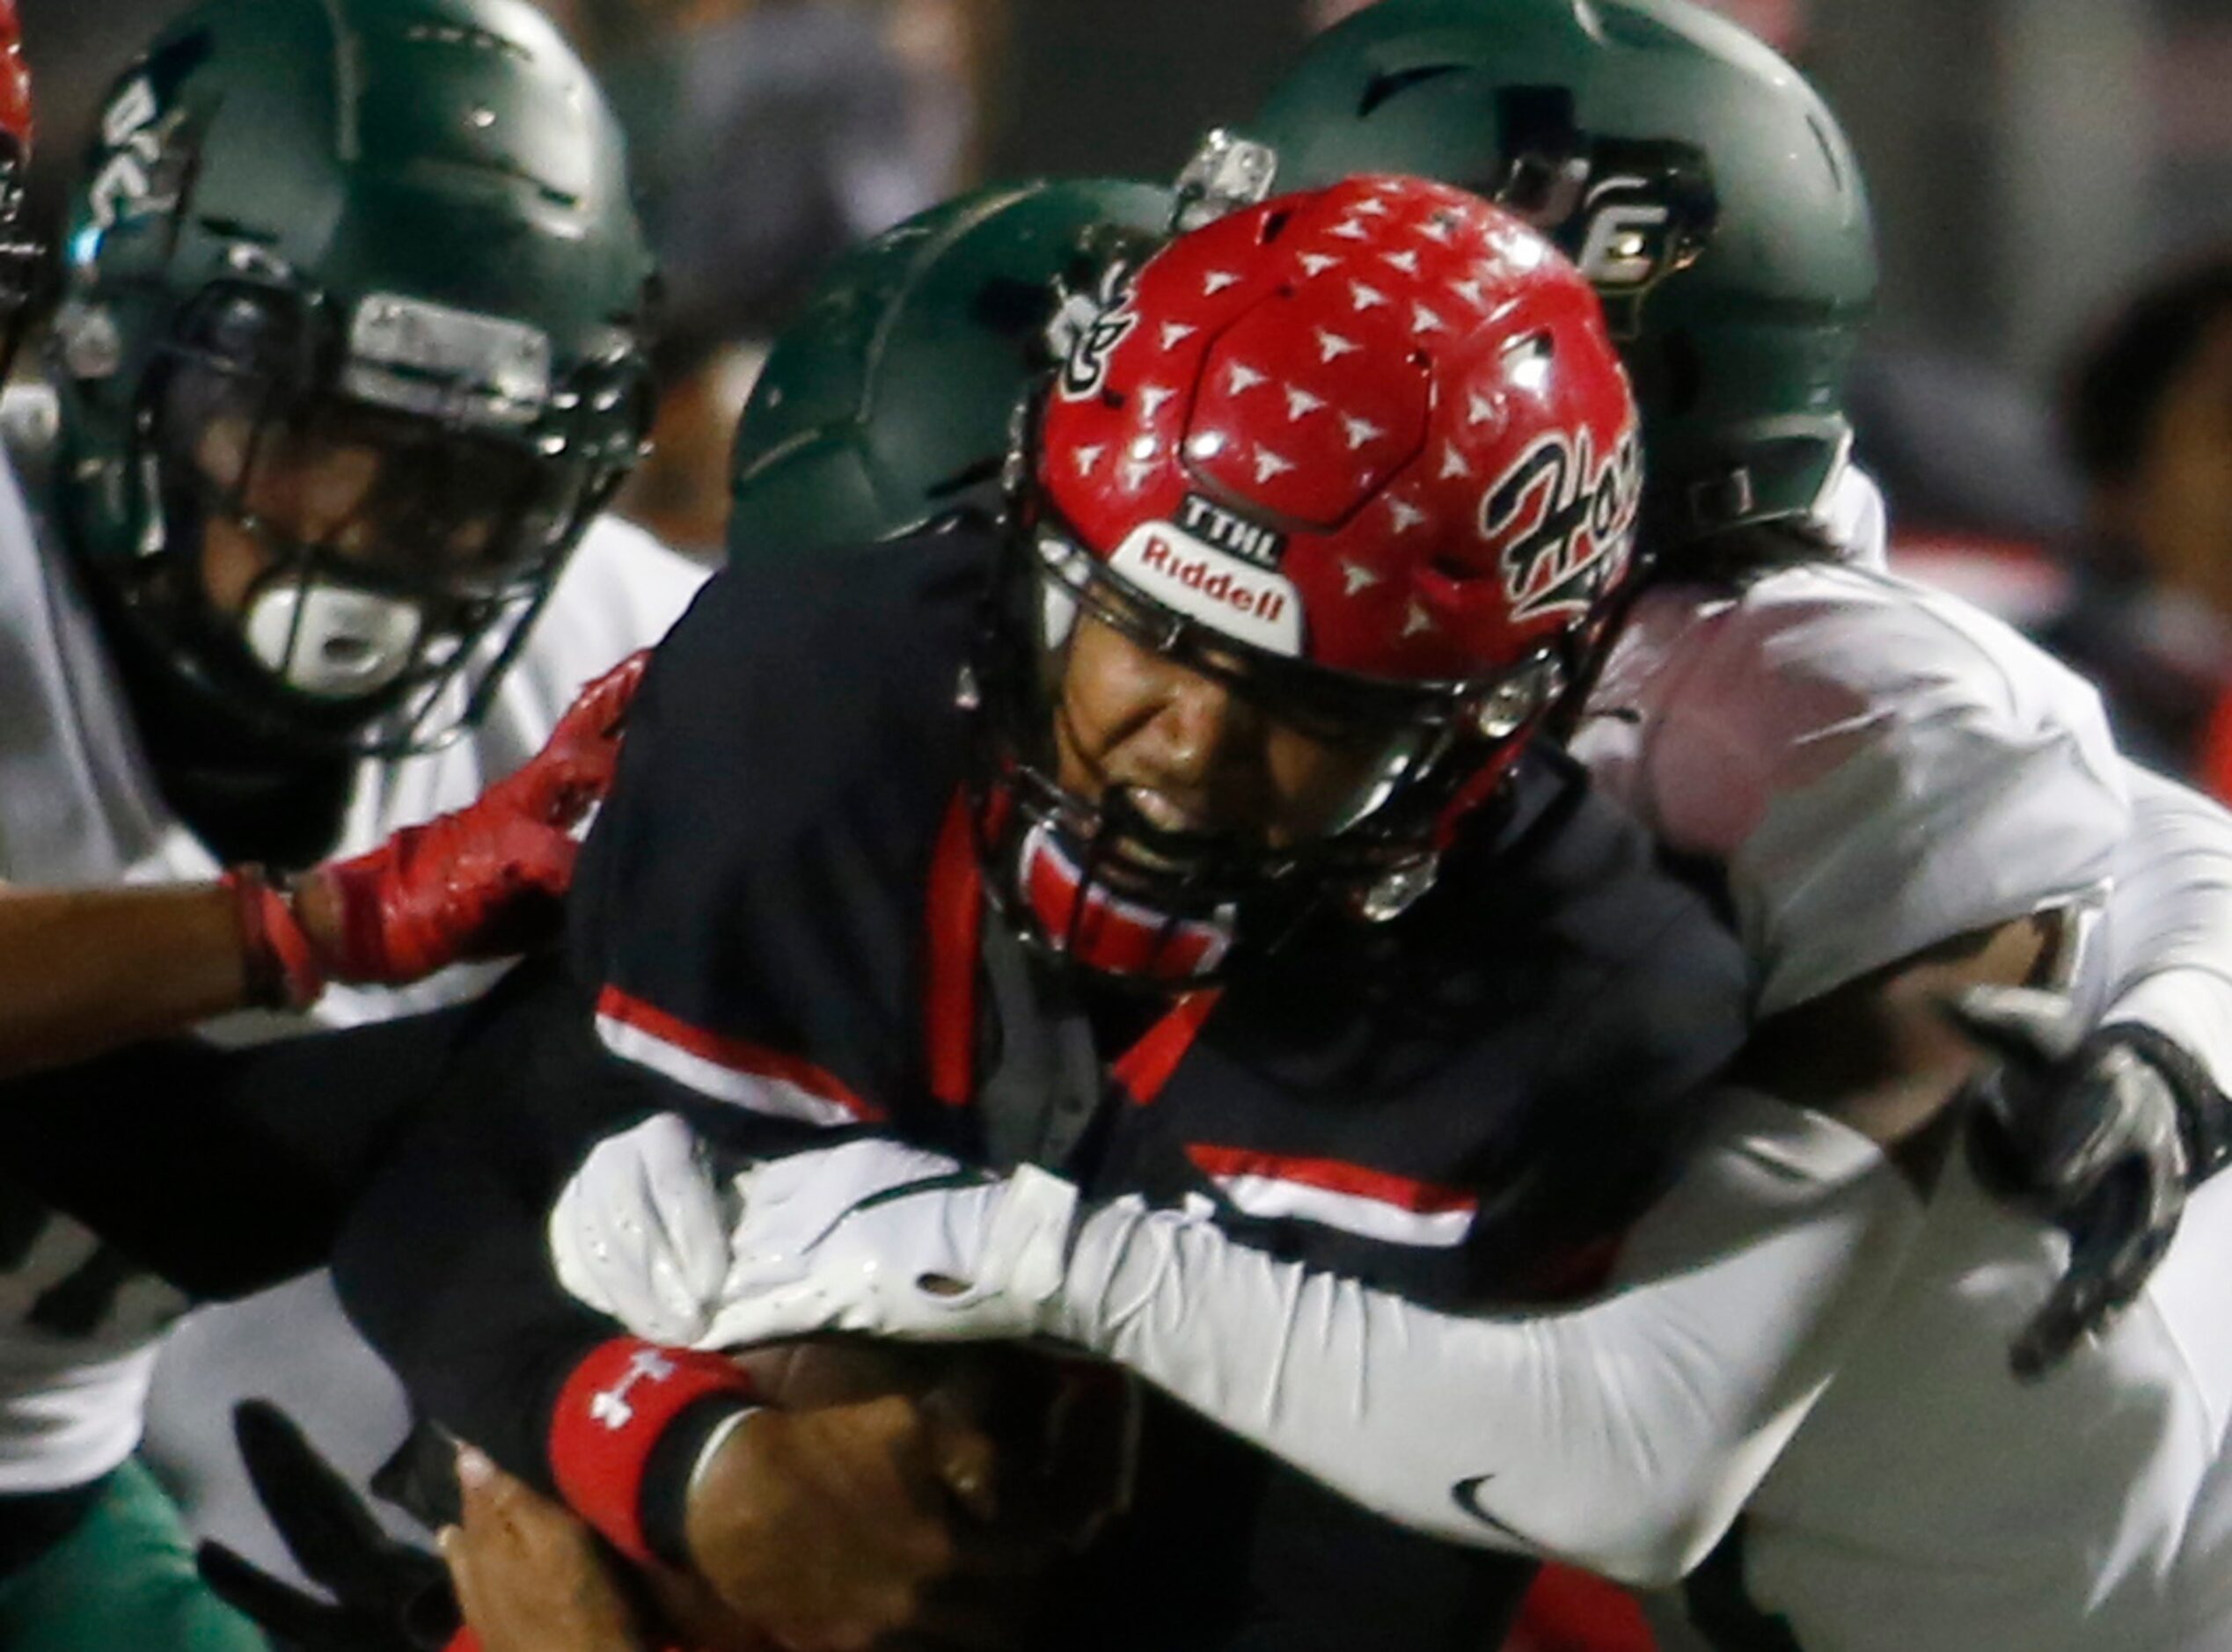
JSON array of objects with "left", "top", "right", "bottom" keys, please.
[
  {"left": 0, "top": 0, "right": 28, "bottom": 165},
  {"left": 1038, "top": 175, "right": 1641, "bottom": 691}
]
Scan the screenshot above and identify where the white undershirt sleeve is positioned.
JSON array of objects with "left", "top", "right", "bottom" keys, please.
[
  {"left": 1576, "top": 565, "right": 2131, "bottom": 1019},
  {"left": 2103, "top": 764, "right": 2232, "bottom": 1088},
  {"left": 1055, "top": 1089, "right": 1924, "bottom": 1586}
]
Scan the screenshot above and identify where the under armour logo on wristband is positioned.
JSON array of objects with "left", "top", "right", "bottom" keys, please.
[
  {"left": 553, "top": 1340, "right": 760, "bottom": 1568},
  {"left": 589, "top": 1349, "right": 677, "bottom": 1430}
]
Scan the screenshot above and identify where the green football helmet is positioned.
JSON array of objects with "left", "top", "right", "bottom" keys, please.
[
  {"left": 1243, "top": 0, "right": 1876, "bottom": 552},
  {"left": 51, "top": 0, "right": 655, "bottom": 754},
  {"left": 728, "top": 177, "right": 1172, "bottom": 563}
]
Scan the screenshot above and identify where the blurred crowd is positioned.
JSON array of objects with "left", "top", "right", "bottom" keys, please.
[{"left": 22, "top": 0, "right": 2231, "bottom": 789}]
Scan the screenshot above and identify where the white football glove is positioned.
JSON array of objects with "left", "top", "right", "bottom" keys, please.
[
  {"left": 548, "top": 1112, "right": 735, "bottom": 1344},
  {"left": 698, "top": 1138, "right": 1083, "bottom": 1351}
]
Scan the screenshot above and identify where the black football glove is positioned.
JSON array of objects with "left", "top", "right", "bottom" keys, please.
[
  {"left": 1953, "top": 986, "right": 2232, "bottom": 1379},
  {"left": 196, "top": 1400, "right": 460, "bottom": 1652}
]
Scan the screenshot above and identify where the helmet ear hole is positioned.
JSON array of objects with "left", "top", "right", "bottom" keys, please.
[{"left": 1259, "top": 209, "right": 1293, "bottom": 245}]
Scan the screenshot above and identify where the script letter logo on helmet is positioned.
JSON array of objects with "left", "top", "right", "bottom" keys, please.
[{"left": 1484, "top": 421, "right": 1642, "bottom": 625}]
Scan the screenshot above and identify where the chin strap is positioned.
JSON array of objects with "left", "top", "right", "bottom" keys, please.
[{"left": 1019, "top": 822, "right": 1233, "bottom": 982}]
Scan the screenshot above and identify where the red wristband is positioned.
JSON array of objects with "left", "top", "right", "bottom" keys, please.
[
  {"left": 548, "top": 1339, "right": 759, "bottom": 1568},
  {"left": 221, "top": 866, "right": 326, "bottom": 1011}
]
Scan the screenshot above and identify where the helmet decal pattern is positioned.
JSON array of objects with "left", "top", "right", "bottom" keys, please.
[{"left": 1039, "top": 174, "right": 1641, "bottom": 687}]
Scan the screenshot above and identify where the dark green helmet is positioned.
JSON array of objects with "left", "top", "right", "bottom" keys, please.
[
  {"left": 52, "top": 0, "right": 656, "bottom": 754},
  {"left": 1245, "top": 0, "right": 1875, "bottom": 551},
  {"left": 728, "top": 177, "right": 1172, "bottom": 563}
]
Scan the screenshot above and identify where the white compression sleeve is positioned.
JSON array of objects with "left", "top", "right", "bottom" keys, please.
[
  {"left": 1056, "top": 1089, "right": 1923, "bottom": 1586},
  {"left": 2104, "top": 764, "right": 2232, "bottom": 1088}
]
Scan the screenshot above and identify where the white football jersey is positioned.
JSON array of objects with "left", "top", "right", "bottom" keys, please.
[
  {"left": 1571, "top": 552, "right": 2129, "bottom": 1020},
  {"left": 1566, "top": 471, "right": 2232, "bottom": 1648},
  {"left": 1723, "top": 1151, "right": 2232, "bottom": 1652},
  {"left": 0, "top": 406, "right": 706, "bottom": 1493}
]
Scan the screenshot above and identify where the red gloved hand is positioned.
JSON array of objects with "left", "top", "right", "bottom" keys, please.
[{"left": 301, "top": 651, "right": 650, "bottom": 985}]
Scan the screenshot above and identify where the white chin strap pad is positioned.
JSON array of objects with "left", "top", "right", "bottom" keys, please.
[{"left": 242, "top": 581, "right": 423, "bottom": 699}]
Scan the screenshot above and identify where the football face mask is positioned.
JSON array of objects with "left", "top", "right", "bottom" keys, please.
[{"left": 131, "top": 281, "right": 645, "bottom": 749}]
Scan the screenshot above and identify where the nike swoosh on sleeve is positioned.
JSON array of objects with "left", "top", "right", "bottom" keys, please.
[{"left": 1450, "top": 1473, "right": 1536, "bottom": 1545}]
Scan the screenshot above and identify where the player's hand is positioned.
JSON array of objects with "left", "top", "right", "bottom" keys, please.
[
  {"left": 549, "top": 1124, "right": 1083, "bottom": 1352},
  {"left": 1954, "top": 985, "right": 2230, "bottom": 1378},
  {"left": 698, "top": 1140, "right": 1079, "bottom": 1352},
  {"left": 682, "top": 1394, "right": 1027, "bottom": 1651},
  {"left": 551, "top": 1113, "right": 736, "bottom": 1345},
  {"left": 197, "top": 1400, "right": 460, "bottom": 1652},
  {"left": 296, "top": 651, "right": 649, "bottom": 984},
  {"left": 440, "top": 1445, "right": 650, "bottom": 1652}
]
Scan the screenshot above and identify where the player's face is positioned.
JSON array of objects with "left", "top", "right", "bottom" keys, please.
[
  {"left": 192, "top": 405, "right": 538, "bottom": 618},
  {"left": 1051, "top": 610, "right": 1398, "bottom": 849},
  {"left": 2119, "top": 310, "right": 2232, "bottom": 618}
]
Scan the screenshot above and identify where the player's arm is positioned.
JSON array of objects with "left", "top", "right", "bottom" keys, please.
[
  {"left": 2103, "top": 763, "right": 2232, "bottom": 1093},
  {"left": 626, "top": 1083, "right": 1922, "bottom": 1589},
  {"left": 0, "top": 993, "right": 491, "bottom": 1299},
  {"left": 1589, "top": 574, "right": 2214, "bottom": 1368},
  {"left": 659, "top": 910, "right": 2036, "bottom": 1588},
  {"left": 1911, "top": 762, "right": 2232, "bottom": 1372},
  {"left": 0, "top": 881, "right": 261, "bottom": 1076},
  {"left": 0, "top": 653, "right": 643, "bottom": 1079},
  {"left": 328, "top": 963, "right": 1006, "bottom": 1651}
]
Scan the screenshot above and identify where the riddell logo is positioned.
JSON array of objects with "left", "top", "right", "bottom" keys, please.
[{"left": 1109, "top": 522, "right": 1304, "bottom": 656}]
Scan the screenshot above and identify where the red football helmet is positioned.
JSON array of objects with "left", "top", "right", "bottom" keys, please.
[
  {"left": 987, "top": 174, "right": 1641, "bottom": 979},
  {"left": 0, "top": 0, "right": 34, "bottom": 364}
]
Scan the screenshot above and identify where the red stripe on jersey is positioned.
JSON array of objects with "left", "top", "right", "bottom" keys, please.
[
  {"left": 1184, "top": 1143, "right": 1477, "bottom": 1214},
  {"left": 1112, "top": 990, "right": 1220, "bottom": 1106},
  {"left": 593, "top": 985, "right": 882, "bottom": 1122},
  {"left": 923, "top": 793, "right": 983, "bottom": 1107}
]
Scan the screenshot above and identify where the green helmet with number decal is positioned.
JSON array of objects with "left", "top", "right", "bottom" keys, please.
[
  {"left": 728, "top": 177, "right": 1173, "bottom": 563},
  {"left": 1244, "top": 0, "right": 1875, "bottom": 552},
  {"left": 50, "top": 0, "right": 655, "bottom": 755}
]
